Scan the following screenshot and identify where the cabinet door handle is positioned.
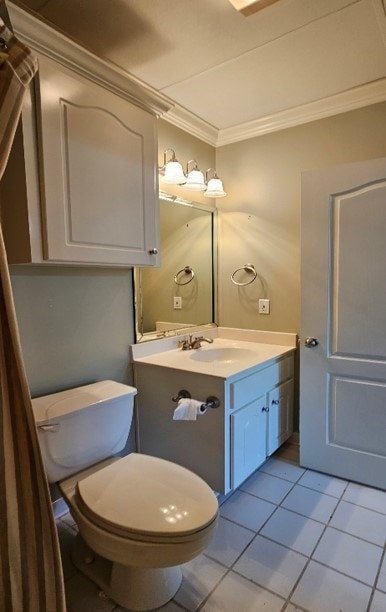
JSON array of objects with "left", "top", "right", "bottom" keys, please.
[
  {"left": 271, "top": 399, "right": 280, "bottom": 405},
  {"left": 148, "top": 248, "right": 158, "bottom": 255},
  {"left": 262, "top": 406, "right": 269, "bottom": 413}
]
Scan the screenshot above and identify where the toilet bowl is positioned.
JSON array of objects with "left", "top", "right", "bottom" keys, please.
[{"left": 32, "top": 381, "right": 218, "bottom": 611}]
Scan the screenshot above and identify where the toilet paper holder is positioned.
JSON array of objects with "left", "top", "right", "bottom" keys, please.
[{"left": 172, "top": 389, "right": 220, "bottom": 410}]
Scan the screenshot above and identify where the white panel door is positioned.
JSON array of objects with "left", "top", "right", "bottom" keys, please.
[{"left": 300, "top": 157, "right": 386, "bottom": 489}]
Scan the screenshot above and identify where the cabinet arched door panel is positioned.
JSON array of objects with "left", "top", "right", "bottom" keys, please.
[{"left": 37, "top": 54, "right": 159, "bottom": 266}]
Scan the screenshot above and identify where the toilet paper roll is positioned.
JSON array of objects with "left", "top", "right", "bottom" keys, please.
[{"left": 173, "top": 398, "right": 206, "bottom": 421}]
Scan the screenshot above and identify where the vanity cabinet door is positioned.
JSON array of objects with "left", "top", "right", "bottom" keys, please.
[
  {"left": 1, "top": 54, "right": 159, "bottom": 267},
  {"left": 231, "top": 395, "right": 267, "bottom": 489},
  {"left": 267, "top": 379, "right": 294, "bottom": 455}
]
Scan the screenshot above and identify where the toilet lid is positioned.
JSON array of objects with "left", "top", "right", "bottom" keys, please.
[{"left": 76, "top": 454, "right": 218, "bottom": 538}]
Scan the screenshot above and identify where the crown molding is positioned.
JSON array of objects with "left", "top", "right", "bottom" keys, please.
[
  {"left": 163, "top": 79, "right": 386, "bottom": 148},
  {"left": 8, "top": 2, "right": 174, "bottom": 117},
  {"left": 162, "top": 104, "right": 219, "bottom": 147},
  {"left": 216, "top": 79, "right": 386, "bottom": 146}
]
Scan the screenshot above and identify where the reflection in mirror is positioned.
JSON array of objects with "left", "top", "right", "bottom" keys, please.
[{"left": 134, "top": 193, "right": 216, "bottom": 342}]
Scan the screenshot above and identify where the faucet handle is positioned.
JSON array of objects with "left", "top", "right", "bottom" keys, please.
[{"left": 178, "top": 337, "right": 191, "bottom": 350}]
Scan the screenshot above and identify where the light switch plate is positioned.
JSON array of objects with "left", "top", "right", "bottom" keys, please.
[{"left": 173, "top": 296, "right": 182, "bottom": 309}]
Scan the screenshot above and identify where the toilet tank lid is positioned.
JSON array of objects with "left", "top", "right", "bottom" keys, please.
[{"left": 31, "top": 380, "right": 137, "bottom": 425}]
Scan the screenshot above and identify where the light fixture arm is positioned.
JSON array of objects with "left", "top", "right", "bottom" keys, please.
[
  {"left": 186, "top": 159, "right": 199, "bottom": 174},
  {"left": 205, "top": 168, "right": 218, "bottom": 182},
  {"left": 163, "top": 148, "right": 177, "bottom": 167}
]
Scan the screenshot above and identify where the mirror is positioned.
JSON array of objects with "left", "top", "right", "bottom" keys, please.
[{"left": 134, "top": 193, "right": 216, "bottom": 342}]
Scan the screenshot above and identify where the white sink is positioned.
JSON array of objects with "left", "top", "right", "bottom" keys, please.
[{"left": 189, "top": 347, "right": 258, "bottom": 363}]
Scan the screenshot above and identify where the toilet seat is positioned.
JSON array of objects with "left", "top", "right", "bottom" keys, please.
[{"left": 74, "top": 453, "right": 218, "bottom": 543}]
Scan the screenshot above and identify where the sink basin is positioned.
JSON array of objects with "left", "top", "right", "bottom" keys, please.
[{"left": 189, "top": 347, "right": 257, "bottom": 363}]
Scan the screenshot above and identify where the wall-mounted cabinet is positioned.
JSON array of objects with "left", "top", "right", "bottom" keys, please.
[{"left": 1, "top": 53, "right": 160, "bottom": 267}]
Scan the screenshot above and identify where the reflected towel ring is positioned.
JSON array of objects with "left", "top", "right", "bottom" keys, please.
[
  {"left": 174, "top": 266, "right": 195, "bottom": 285},
  {"left": 231, "top": 264, "right": 257, "bottom": 286}
]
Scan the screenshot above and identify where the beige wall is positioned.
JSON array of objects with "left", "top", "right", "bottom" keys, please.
[
  {"left": 10, "top": 266, "right": 135, "bottom": 398},
  {"left": 216, "top": 102, "right": 386, "bottom": 333}
]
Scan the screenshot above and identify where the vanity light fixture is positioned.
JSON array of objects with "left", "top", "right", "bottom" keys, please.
[
  {"left": 159, "top": 149, "right": 186, "bottom": 185},
  {"left": 160, "top": 150, "right": 227, "bottom": 197},
  {"left": 183, "top": 160, "right": 206, "bottom": 192},
  {"left": 204, "top": 168, "right": 227, "bottom": 198}
]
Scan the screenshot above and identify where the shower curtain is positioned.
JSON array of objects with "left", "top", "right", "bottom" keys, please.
[{"left": 0, "top": 2, "right": 66, "bottom": 610}]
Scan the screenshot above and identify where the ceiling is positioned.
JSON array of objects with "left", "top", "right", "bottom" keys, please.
[{"left": 11, "top": 0, "right": 386, "bottom": 146}]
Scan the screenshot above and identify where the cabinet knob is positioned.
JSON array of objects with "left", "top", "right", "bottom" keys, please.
[
  {"left": 148, "top": 248, "right": 158, "bottom": 255},
  {"left": 271, "top": 399, "right": 280, "bottom": 405},
  {"left": 262, "top": 406, "right": 269, "bottom": 413}
]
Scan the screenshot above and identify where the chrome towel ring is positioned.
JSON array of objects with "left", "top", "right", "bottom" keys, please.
[
  {"left": 174, "top": 266, "right": 195, "bottom": 285},
  {"left": 231, "top": 264, "right": 257, "bottom": 286}
]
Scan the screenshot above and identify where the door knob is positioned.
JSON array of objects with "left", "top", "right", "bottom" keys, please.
[{"left": 304, "top": 337, "right": 319, "bottom": 347}]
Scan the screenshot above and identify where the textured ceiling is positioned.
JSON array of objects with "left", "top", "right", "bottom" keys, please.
[{"left": 11, "top": 0, "right": 386, "bottom": 138}]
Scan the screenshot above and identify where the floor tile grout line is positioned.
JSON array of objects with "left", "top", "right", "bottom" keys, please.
[
  {"left": 194, "top": 563, "right": 288, "bottom": 612},
  {"left": 337, "top": 496, "right": 386, "bottom": 518},
  {"left": 240, "top": 467, "right": 301, "bottom": 487},
  {"left": 219, "top": 565, "right": 289, "bottom": 605},
  {"left": 197, "top": 471, "right": 297, "bottom": 612},
  {"left": 215, "top": 514, "right": 257, "bottom": 534},
  {"left": 366, "top": 544, "right": 386, "bottom": 612},
  {"left": 208, "top": 461, "right": 385, "bottom": 610},
  {"left": 278, "top": 468, "right": 351, "bottom": 609},
  {"left": 281, "top": 480, "right": 348, "bottom": 500},
  {"left": 208, "top": 468, "right": 311, "bottom": 609},
  {"left": 323, "top": 524, "right": 386, "bottom": 549},
  {"left": 308, "top": 558, "right": 380, "bottom": 589}
]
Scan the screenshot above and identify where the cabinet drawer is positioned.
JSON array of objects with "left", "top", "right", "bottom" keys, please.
[{"left": 230, "top": 356, "right": 293, "bottom": 411}]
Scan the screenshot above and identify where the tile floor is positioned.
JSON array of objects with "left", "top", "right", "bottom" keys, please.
[{"left": 57, "top": 437, "right": 386, "bottom": 611}]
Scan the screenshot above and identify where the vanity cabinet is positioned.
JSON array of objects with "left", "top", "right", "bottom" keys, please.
[
  {"left": 134, "top": 351, "right": 294, "bottom": 495},
  {"left": 1, "top": 54, "right": 159, "bottom": 267}
]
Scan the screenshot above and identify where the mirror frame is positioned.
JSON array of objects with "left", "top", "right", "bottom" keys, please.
[{"left": 134, "top": 192, "right": 217, "bottom": 342}]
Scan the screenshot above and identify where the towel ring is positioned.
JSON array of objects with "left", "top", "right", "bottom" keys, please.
[
  {"left": 231, "top": 264, "right": 257, "bottom": 286},
  {"left": 174, "top": 266, "right": 195, "bottom": 286}
]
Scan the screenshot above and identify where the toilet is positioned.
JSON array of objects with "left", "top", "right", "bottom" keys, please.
[{"left": 32, "top": 380, "right": 218, "bottom": 611}]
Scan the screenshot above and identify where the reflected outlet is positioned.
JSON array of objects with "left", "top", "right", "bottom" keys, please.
[
  {"left": 258, "top": 298, "right": 270, "bottom": 314},
  {"left": 173, "top": 296, "right": 182, "bottom": 310}
]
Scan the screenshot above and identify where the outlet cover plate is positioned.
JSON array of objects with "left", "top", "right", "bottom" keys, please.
[{"left": 258, "top": 298, "right": 270, "bottom": 314}]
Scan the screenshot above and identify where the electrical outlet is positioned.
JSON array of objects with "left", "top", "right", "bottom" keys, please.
[
  {"left": 173, "top": 296, "right": 182, "bottom": 310},
  {"left": 258, "top": 298, "right": 270, "bottom": 314}
]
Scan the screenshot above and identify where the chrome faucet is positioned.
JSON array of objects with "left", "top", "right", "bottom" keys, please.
[{"left": 178, "top": 335, "right": 214, "bottom": 350}]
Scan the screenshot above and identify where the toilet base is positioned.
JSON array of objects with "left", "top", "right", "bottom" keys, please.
[{"left": 72, "top": 534, "right": 183, "bottom": 611}]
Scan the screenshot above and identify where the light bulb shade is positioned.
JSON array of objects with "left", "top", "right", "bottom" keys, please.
[
  {"left": 183, "top": 169, "right": 206, "bottom": 191},
  {"left": 161, "top": 160, "right": 186, "bottom": 184},
  {"left": 204, "top": 177, "right": 226, "bottom": 198}
]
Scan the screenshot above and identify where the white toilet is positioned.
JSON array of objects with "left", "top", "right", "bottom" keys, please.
[{"left": 32, "top": 380, "right": 218, "bottom": 611}]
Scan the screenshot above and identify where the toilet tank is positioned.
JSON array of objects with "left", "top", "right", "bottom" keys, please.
[{"left": 32, "top": 380, "right": 137, "bottom": 483}]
